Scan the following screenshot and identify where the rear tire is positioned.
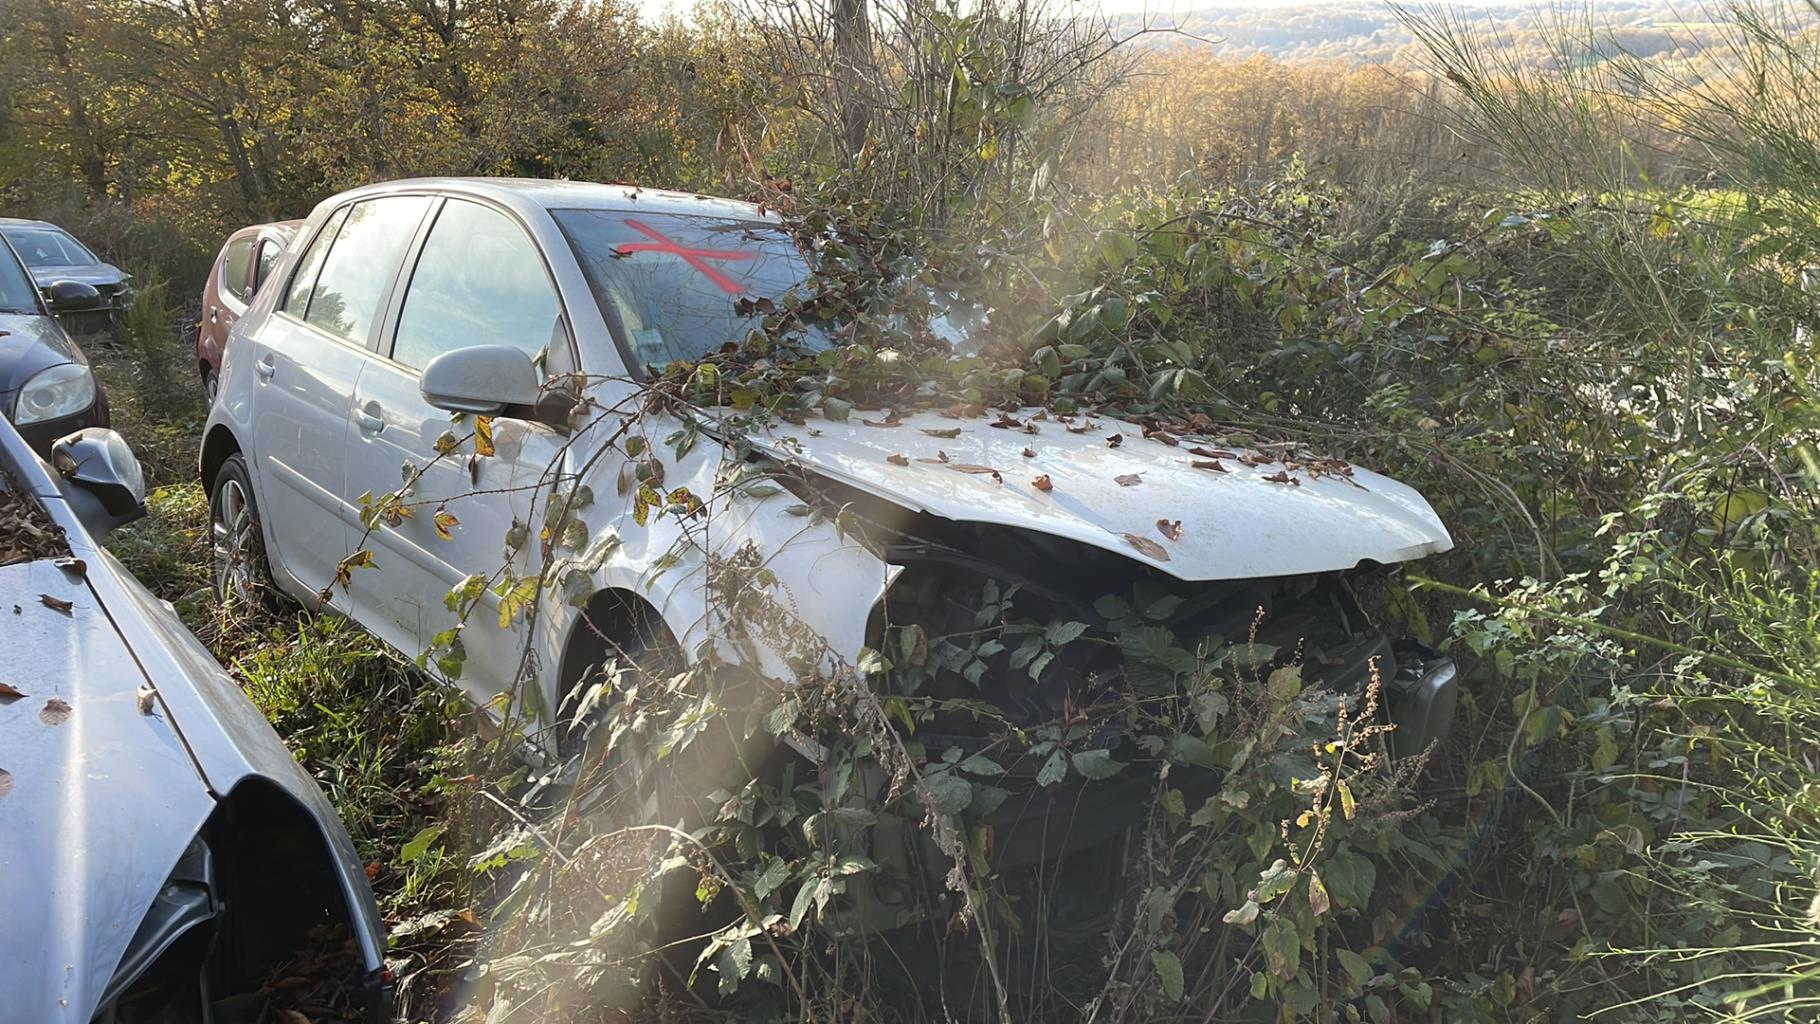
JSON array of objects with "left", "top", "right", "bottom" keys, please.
[
  {"left": 209, "top": 454, "right": 276, "bottom": 611},
  {"left": 203, "top": 368, "right": 219, "bottom": 406}
]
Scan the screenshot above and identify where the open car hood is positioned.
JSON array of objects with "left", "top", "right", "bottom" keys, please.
[{"left": 750, "top": 407, "right": 1452, "bottom": 581}]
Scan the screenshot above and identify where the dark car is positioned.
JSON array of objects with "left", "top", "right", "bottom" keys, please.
[
  {"left": 197, "top": 220, "right": 300, "bottom": 403},
  {"left": 0, "top": 416, "right": 393, "bottom": 1024},
  {"left": 0, "top": 232, "right": 111, "bottom": 455},
  {"left": 0, "top": 217, "right": 134, "bottom": 339}
]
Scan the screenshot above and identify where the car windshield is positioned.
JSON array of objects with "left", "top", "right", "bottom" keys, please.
[
  {"left": 3, "top": 225, "right": 99, "bottom": 269},
  {"left": 552, "top": 209, "right": 827, "bottom": 373},
  {"left": 0, "top": 241, "right": 41, "bottom": 314}
]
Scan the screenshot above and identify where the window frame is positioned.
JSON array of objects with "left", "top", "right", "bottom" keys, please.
[
  {"left": 220, "top": 236, "right": 257, "bottom": 307},
  {"left": 375, "top": 195, "right": 578, "bottom": 380},
  {"left": 252, "top": 237, "right": 284, "bottom": 297}
]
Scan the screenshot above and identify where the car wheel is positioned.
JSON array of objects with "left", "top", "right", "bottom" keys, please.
[
  {"left": 203, "top": 369, "right": 219, "bottom": 406},
  {"left": 210, "top": 454, "right": 273, "bottom": 610}
]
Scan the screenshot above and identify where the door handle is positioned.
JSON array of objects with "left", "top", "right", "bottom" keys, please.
[
  {"left": 208, "top": 306, "right": 218, "bottom": 322},
  {"left": 354, "top": 401, "right": 384, "bottom": 434},
  {"left": 254, "top": 355, "right": 276, "bottom": 381}
]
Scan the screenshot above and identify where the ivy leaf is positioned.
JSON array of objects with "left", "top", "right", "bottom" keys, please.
[
  {"left": 1336, "top": 948, "right": 1373, "bottom": 989},
  {"left": 1036, "top": 750, "right": 1069, "bottom": 787},
  {"left": 821, "top": 397, "right": 853, "bottom": 422},
  {"left": 1071, "top": 748, "right": 1125, "bottom": 780},
  {"left": 923, "top": 769, "right": 973, "bottom": 814},
  {"left": 1253, "top": 858, "right": 1297, "bottom": 903},
  {"left": 1263, "top": 917, "right": 1300, "bottom": 980},
  {"left": 1222, "top": 899, "right": 1260, "bottom": 926},
  {"left": 474, "top": 415, "right": 496, "bottom": 457},
  {"left": 717, "top": 936, "right": 752, "bottom": 995}
]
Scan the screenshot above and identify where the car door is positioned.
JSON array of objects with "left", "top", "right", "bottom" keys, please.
[
  {"left": 205, "top": 235, "right": 255, "bottom": 357},
  {"left": 342, "top": 197, "right": 574, "bottom": 710},
  {"left": 249, "top": 196, "right": 433, "bottom": 599}
]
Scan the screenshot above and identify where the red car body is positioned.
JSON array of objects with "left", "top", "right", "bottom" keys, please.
[{"left": 197, "top": 220, "right": 300, "bottom": 401}]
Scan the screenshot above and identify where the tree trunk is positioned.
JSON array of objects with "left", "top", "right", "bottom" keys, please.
[{"left": 831, "top": 0, "right": 870, "bottom": 156}]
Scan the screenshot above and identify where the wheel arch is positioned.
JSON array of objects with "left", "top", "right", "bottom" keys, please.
[
  {"left": 199, "top": 423, "right": 243, "bottom": 496},
  {"left": 554, "top": 587, "right": 679, "bottom": 720}
]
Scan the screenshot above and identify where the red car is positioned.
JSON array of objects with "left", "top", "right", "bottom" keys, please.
[{"left": 197, "top": 220, "right": 300, "bottom": 403}]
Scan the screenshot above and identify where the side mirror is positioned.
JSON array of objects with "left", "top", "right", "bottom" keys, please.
[
  {"left": 45, "top": 280, "right": 102, "bottom": 312},
  {"left": 51, "top": 428, "right": 146, "bottom": 537},
  {"left": 420, "top": 345, "right": 542, "bottom": 415}
]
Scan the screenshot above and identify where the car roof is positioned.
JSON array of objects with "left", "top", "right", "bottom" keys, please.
[
  {"left": 326, "top": 177, "right": 782, "bottom": 225},
  {"left": 0, "top": 218, "right": 68, "bottom": 231},
  {"left": 225, "top": 219, "right": 304, "bottom": 243}
]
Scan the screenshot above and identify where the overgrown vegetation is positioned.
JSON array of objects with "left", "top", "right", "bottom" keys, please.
[{"left": 15, "top": 0, "right": 1820, "bottom": 1020}]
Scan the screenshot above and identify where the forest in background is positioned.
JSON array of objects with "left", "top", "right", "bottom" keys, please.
[{"left": 5, "top": 0, "right": 1820, "bottom": 1021}]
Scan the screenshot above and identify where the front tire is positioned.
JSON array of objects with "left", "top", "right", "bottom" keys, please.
[{"left": 210, "top": 454, "right": 274, "bottom": 610}]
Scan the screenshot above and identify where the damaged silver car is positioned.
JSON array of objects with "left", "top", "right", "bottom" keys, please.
[{"left": 0, "top": 417, "right": 390, "bottom": 1024}]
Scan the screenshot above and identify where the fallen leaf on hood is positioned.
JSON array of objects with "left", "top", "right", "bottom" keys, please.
[
  {"left": 1021, "top": 447, "right": 1037, "bottom": 458},
  {"left": 39, "top": 697, "right": 72, "bottom": 726},
  {"left": 1157, "top": 518, "right": 1184, "bottom": 542},
  {"left": 1033, "top": 474, "right": 1053, "bottom": 492},
  {"left": 1144, "top": 427, "right": 1179, "bottom": 446},
  {"left": 1115, "top": 473, "right": 1142, "bottom": 487},
  {"left": 921, "top": 427, "right": 962, "bottom": 439},
  {"left": 1122, "top": 533, "right": 1171, "bottom": 561},
  {"left": 886, "top": 453, "right": 910, "bottom": 466},
  {"left": 1262, "top": 470, "right": 1301, "bottom": 486},
  {"left": 53, "top": 557, "right": 86, "bottom": 578},
  {"left": 136, "top": 683, "right": 158, "bottom": 716},
  {"left": 0, "top": 769, "right": 11, "bottom": 801},
  {"left": 1190, "top": 459, "right": 1229, "bottom": 473},
  {"left": 952, "top": 464, "right": 1004, "bottom": 483},
  {"left": 39, "top": 593, "right": 73, "bottom": 613},
  {"left": 989, "top": 412, "right": 1021, "bottom": 429},
  {"left": 0, "top": 682, "right": 26, "bottom": 703},
  {"left": 1188, "top": 446, "right": 1237, "bottom": 460},
  {"left": 1106, "top": 433, "right": 1124, "bottom": 448},
  {"left": 1065, "top": 420, "right": 1094, "bottom": 434},
  {"left": 861, "top": 411, "right": 902, "bottom": 427}
]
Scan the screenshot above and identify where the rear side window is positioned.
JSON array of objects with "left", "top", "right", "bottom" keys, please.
[
  {"left": 253, "top": 239, "right": 282, "bottom": 294},
  {"left": 301, "top": 196, "right": 431, "bottom": 347},
  {"left": 222, "top": 238, "right": 255, "bottom": 298},
  {"left": 282, "top": 206, "right": 350, "bottom": 318},
  {"left": 392, "top": 199, "right": 562, "bottom": 372}
]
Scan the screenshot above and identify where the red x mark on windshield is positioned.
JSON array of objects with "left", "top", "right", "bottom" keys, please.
[{"left": 615, "top": 219, "right": 755, "bottom": 295}]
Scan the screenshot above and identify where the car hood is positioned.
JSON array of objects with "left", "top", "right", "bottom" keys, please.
[
  {"left": 748, "top": 407, "right": 1452, "bottom": 581},
  {"left": 0, "top": 310, "right": 81, "bottom": 396},
  {"left": 0, "top": 557, "right": 216, "bottom": 1023},
  {"left": 26, "top": 263, "right": 127, "bottom": 290}
]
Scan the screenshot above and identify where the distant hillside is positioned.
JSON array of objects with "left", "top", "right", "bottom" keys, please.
[{"left": 1115, "top": 1, "right": 1735, "bottom": 64}]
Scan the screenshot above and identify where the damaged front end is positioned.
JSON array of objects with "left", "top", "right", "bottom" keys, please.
[{"left": 826, "top": 519, "right": 1458, "bottom": 938}]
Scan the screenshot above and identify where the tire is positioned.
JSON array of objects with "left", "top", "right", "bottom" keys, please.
[
  {"left": 203, "top": 369, "right": 219, "bottom": 407},
  {"left": 209, "top": 454, "right": 276, "bottom": 611}
]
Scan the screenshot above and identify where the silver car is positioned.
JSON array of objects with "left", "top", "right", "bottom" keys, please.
[{"left": 0, "top": 418, "right": 390, "bottom": 1024}]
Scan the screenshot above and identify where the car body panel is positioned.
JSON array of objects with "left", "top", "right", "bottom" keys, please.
[
  {"left": 197, "top": 221, "right": 302, "bottom": 390},
  {"left": 0, "top": 417, "right": 387, "bottom": 1023},
  {"left": 0, "top": 558, "right": 216, "bottom": 1024},
  {"left": 748, "top": 408, "right": 1453, "bottom": 581}
]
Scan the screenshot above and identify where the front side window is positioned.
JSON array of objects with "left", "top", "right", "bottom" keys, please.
[
  {"left": 222, "top": 238, "right": 255, "bottom": 298},
  {"left": 551, "top": 209, "right": 821, "bottom": 373},
  {"left": 0, "top": 225, "right": 98, "bottom": 269},
  {"left": 282, "top": 206, "right": 350, "bottom": 317},
  {"left": 393, "top": 200, "right": 562, "bottom": 372},
  {"left": 302, "top": 196, "right": 432, "bottom": 347}
]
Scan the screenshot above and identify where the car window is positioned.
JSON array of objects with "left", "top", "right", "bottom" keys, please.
[
  {"left": 393, "top": 199, "right": 562, "bottom": 372},
  {"left": 253, "top": 239, "right": 282, "bottom": 294},
  {"left": 302, "top": 196, "right": 431, "bottom": 347},
  {"left": 222, "top": 238, "right": 256, "bottom": 298},
  {"left": 282, "top": 206, "right": 349, "bottom": 318},
  {"left": 1, "top": 225, "right": 99, "bottom": 268},
  {"left": 0, "top": 240, "right": 39, "bottom": 314},
  {"left": 551, "top": 209, "right": 823, "bottom": 373}
]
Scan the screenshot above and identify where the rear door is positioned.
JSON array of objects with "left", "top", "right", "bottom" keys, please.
[
  {"left": 342, "top": 196, "right": 573, "bottom": 709},
  {"left": 248, "top": 196, "right": 433, "bottom": 599},
  {"left": 204, "top": 235, "right": 256, "bottom": 358}
]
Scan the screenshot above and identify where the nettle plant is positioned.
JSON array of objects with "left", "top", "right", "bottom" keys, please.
[{"left": 317, "top": 210, "right": 1454, "bottom": 1021}]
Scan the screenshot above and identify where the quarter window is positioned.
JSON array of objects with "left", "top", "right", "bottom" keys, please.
[
  {"left": 302, "top": 196, "right": 432, "bottom": 347},
  {"left": 253, "top": 239, "right": 282, "bottom": 295},
  {"left": 392, "top": 199, "right": 562, "bottom": 372}
]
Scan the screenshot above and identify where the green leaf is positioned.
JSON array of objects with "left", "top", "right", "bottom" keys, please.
[
  {"left": 1336, "top": 948, "right": 1373, "bottom": 989},
  {"left": 923, "top": 769, "right": 973, "bottom": 814},
  {"left": 1254, "top": 859, "right": 1297, "bottom": 903},
  {"left": 1071, "top": 748, "right": 1125, "bottom": 780},
  {"left": 400, "top": 824, "right": 445, "bottom": 863},
  {"left": 1151, "top": 949, "right": 1184, "bottom": 1002},
  {"left": 1263, "top": 916, "right": 1300, "bottom": 980},
  {"left": 1036, "top": 750, "right": 1069, "bottom": 787},
  {"left": 1222, "top": 899, "right": 1259, "bottom": 926}
]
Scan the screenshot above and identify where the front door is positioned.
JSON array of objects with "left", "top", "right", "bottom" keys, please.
[{"left": 339, "top": 197, "right": 574, "bottom": 715}]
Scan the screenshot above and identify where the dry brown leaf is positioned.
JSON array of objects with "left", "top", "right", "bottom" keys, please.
[
  {"left": 1105, "top": 433, "right": 1124, "bottom": 448},
  {"left": 1157, "top": 519, "right": 1184, "bottom": 542},
  {"left": 0, "top": 769, "right": 11, "bottom": 802},
  {"left": 886, "top": 453, "right": 910, "bottom": 466},
  {"left": 1262, "top": 470, "right": 1301, "bottom": 486},
  {"left": 1115, "top": 473, "right": 1142, "bottom": 487},
  {"left": 1122, "top": 533, "right": 1171, "bottom": 561},
  {"left": 1032, "top": 475, "right": 1053, "bottom": 492},
  {"left": 39, "top": 697, "right": 72, "bottom": 726},
  {"left": 921, "top": 427, "right": 962, "bottom": 439},
  {"left": 952, "top": 464, "right": 1000, "bottom": 474},
  {"left": 136, "top": 684, "right": 157, "bottom": 716},
  {"left": 1190, "top": 459, "right": 1229, "bottom": 473},
  {"left": 53, "top": 557, "right": 86, "bottom": 577},
  {"left": 0, "top": 682, "right": 26, "bottom": 703},
  {"left": 1021, "top": 447, "right": 1037, "bottom": 458},
  {"left": 39, "top": 593, "right": 73, "bottom": 613}
]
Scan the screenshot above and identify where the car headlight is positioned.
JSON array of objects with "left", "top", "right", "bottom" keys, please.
[{"left": 15, "top": 362, "right": 97, "bottom": 425}]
